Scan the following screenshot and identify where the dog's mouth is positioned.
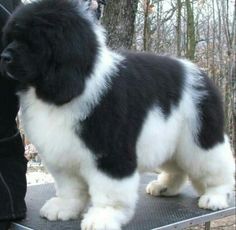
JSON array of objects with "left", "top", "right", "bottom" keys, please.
[
  {"left": 0, "top": 57, "right": 21, "bottom": 81},
  {"left": 6, "top": 71, "right": 16, "bottom": 80},
  {"left": 0, "top": 61, "right": 16, "bottom": 80}
]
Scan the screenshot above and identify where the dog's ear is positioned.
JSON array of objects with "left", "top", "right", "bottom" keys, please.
[{"left": 37, "top": 65, "right": 85, "bottom": 105}]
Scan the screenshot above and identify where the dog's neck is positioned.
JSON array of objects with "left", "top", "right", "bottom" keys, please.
[
  {"left": 19, "top": 47, "right": 123, "bottom": 122},
  {"left": 70, "top": 47, "right": 124, "bottom": 120}
]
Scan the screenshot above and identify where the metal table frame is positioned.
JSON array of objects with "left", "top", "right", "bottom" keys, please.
[{"left": 11, "top": 174, "right": 235, "bottom": 230}]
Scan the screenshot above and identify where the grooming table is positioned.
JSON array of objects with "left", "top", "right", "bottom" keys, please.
[{"left": 12, "top": 174, "right": 235, "bottom": 230}]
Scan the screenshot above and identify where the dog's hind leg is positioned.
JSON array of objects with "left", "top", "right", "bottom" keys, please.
[
  {"left": 189, "top": 137, "right": 235, "bottom": 210},
  {"left": 81, "top": 171, "right": 139, "bottom": 230},
  {"left": 146, "top": 161, "right": 187, "bottom": 196}
]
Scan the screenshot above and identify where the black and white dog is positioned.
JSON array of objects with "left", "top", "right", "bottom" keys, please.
[{"left": 1, "top": 0, "right": 234, "bottom": 229}]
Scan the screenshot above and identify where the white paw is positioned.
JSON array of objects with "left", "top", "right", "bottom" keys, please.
[
  {"left": 40, "top": 197, "right": 84, "bottom": 221},
  {"left": 146, "top": 180, "right": 168, "bottom": 196},
  {"left": 81, "top": 207, "right": 123, "bottom": 230},
  {"left": 198, "top": 194, "right": 229, "bottom": 211}
]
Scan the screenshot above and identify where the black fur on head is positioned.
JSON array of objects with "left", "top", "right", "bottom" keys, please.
[{"left": 1, "top": 0, "right": 99, "bottom": 105}]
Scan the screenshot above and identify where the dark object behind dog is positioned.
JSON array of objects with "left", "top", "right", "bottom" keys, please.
[{"left": 0, "top": 0, "right": 27, "bottom": 227}]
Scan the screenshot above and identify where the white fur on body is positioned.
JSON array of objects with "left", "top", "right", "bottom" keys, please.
[{"left": 19, "top": 49, "right": 235, "bottom": 230}]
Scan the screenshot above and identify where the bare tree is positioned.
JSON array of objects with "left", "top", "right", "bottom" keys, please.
[
  {"left": 185, "top": 0, "right": 196, "bottom": 60},
  {"left": 143, "top": 0, "right": 150, "bottom": 51},
  {"left": 176, "top": 0, "right": 183, "bottom": 56},
  {"left": 102, "top": 0, "right": 139, "bottom": 49}
]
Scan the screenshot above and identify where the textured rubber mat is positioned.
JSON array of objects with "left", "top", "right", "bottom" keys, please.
[{"left": 13, "top": 174, "right": 235, "bottom": 230}]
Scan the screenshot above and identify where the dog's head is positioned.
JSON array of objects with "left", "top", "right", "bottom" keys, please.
[{"left": 1, "top": 0, "right": 100, "bottom": 105}]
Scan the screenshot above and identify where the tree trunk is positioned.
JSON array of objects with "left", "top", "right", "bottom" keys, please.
[
  {"left": 185, "top": 0, "right": 196, "bottom": 60},
  {"left": 232, "top": 64, "right": 236, "bottom": 152},
  {"left": 176, "top": 0, "right": 182, "bottom": 57},
  {"left": 143, "top": 0, "right": 150, "bottom": 51},
  {"left": 102, "top": 0, "right": 138, "bottom": 50}
]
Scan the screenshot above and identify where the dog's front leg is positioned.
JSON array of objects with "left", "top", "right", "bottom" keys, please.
[
  {"left": 81, "top": 171, "right": 139, "bottom": 230},
  {"left": 40, "top": 170, "right": 89, "bottom": 221}
]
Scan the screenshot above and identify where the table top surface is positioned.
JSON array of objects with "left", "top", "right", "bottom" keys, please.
[{"left": 12, "top": 174, "right": 235, "bottom": 230}]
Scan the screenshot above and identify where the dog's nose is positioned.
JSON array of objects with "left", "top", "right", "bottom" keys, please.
[{"left": 1, "top": 51, "right": 13, "bottom": 64}]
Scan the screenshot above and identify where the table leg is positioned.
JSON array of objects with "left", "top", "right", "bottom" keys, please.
[{"left": 205, "top": 221, "right": 211, "bottom": 230}]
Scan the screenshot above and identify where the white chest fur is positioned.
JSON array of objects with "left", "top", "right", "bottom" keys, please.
[{"left": 19, "top": 88, "right": 91, "bottom": 171}]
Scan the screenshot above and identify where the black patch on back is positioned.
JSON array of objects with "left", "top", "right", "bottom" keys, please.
[
  {"left": 196, "top": 72, "right": 224, "bottom": 149},
  {"left": 80, "top": 53, "right": 184, "bottom": 178}
]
